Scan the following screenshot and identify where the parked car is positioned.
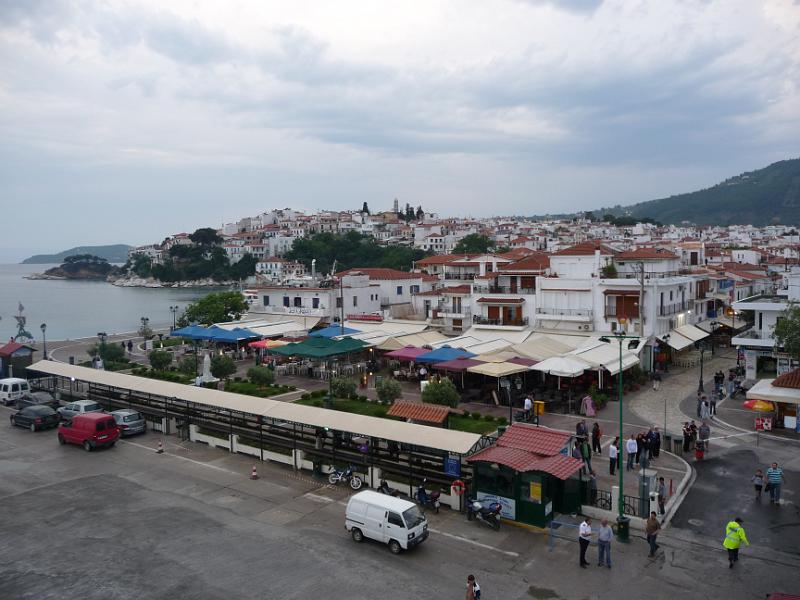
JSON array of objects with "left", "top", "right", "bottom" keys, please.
[
  {"left": 57, "top": 400, "right": 104, "bottom": 421},
  {"left": 57, "top": 413, "right": 119, "bottom": 451},
  {"left": 10, "top": 405, "right": 60, "bottom": 432},
  {"left": 110, "top": 409, "right": 146, "bottom": 437},
  {"left": 0, "top": 378, "right": 31, "bottom": 406},
  {"left": 16, "top": 391, "right": 59, "bottom": 411}
]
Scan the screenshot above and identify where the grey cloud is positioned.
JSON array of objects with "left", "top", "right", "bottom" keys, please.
[{"left": 515, "top": 0, "right": 604, "bottom": 13}]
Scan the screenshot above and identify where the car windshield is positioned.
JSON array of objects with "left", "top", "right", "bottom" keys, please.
[
  {"left": 84, "top": 403, "right": 101, "bottom": 411},
  {"left": 402, "top": 506, "right": 426, "bottom": 528},
  {"left": 31, "top": 406, "right": 54, "bottom": 415},
  {"left": 123, "top": 413, "right": 141, "bottom": 422}
]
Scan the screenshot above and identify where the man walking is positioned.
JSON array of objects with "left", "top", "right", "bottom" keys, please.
[
  {"left": 657, "top": 476, "right": 667, "bottom": 515},
  {"left": 523, "top": 394, "right": 533, "bottom": 421},
  {"left": 652, "top": 427, "right": 661, "bottom": 458},
  {"left": 723, "top": 517, "right": 749, "bottom": 568},
  {"left": 699, "top": 421, "right": 711, "bottom": 453},
  {"left": 609, "top": 438, "right": 619, "bottom": 475},
  {"left": 626, "top": 434, "right": 638, "bottom": 471},
  {"left": 766, "top": 462, "right": 786, "bottom": 504},
  {"left": 645, "top": 511, "right": 661, "bottom": 557},
  {"left": 597, "top": 518, "right": 613, "bottom": 568},
  {"left": 591, "top": 422, "right": 602, "bottom": 454},
  {"left": 578, "top": 516, "right": 592, "bottom": 568}
]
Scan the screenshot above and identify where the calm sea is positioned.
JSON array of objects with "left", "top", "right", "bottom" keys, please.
[{"left": 0, "top": 263, "right": 218, "bottom": 342}]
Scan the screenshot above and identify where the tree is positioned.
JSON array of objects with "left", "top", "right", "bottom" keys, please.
[
  {"left": 248, "top": 366, "right": 275, "bottom": 386},
  {"left": 189, "top": 227, "right": 223, "bottom": 246},
  {"left": 178, "top": 355, "right": 197, "bottom": 375},
  {"left": 211, "top": 355, "right": 237, "bottom": 380},
  {"left": 87, "top": 342, "right": 125, "bottom": 363},
  {"left": 138, "top": 319, "right": 154, "bottom": 340},
  {"left": 331, "top": 377, "right": 357, "bottom": 399},
  {"left": 774, "top": 304, "right": 800, "bottom": 360},
  {"left": 421, "top": 378, "right": 460, "bottom": 408},
  {"left": 149, "top": 350, "right": 172, "bottom": 371},
  {"left": 376, "top": 378, "right": 402, "bottom": 404},
  {"left": 361, "top": 202, "right": 370, "bottom": 215},
  {"left": 415, "top": 206, "right": 424, "bottom": 220},
  {"left": 229, "top": 253, "right": 256, "bottom": 280},
  {"left": 600, "top": 264, "right": 618, "bottom": 278},
  {"left": 404, "top": 204, "right": 414, "bottom": 222},
  {"left": 453, "top": 234, "right": 493, "bottom": 254},
  {"left": 181, "top": 291, "right": 249, "bottom": 326}
]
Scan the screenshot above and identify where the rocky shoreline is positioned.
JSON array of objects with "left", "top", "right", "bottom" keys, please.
[{"left": 109, "top": 276, "right": 235, "bottom": 288}]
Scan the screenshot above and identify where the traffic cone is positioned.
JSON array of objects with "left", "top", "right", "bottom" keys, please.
[
  {"left": 156, "top": 440, "right": 164, "bottom": 454},
  {"left": 250, "top": 465, "right": 259, "bottom": 480}
]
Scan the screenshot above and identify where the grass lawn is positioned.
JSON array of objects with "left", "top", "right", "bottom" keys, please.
[
  {"left": 447, "top": 414, "right": 499, "bottom": 435},
  {"left": 294, "top": 396, "right": 391, "bottom": 418}
]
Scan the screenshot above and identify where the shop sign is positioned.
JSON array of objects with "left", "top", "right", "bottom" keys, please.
[{"left": 755, "top": 417, "right": 773, "bottom": 431}]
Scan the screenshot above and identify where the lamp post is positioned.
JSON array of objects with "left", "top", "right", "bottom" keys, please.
[
  {"left": 599, "top": 326, "right": 640, "bottom": 537},
  {"left": 169, "top": 305, "right": 179, "bottom": 331},
  {"left": 697, "top": 341, "right": 707, "bottom": 394},
  {"left": 40, "top": 323, "right": 47, "bottom": 360},
  {"left": 709, "top": 320, "right": 719, "bottom": 355}
]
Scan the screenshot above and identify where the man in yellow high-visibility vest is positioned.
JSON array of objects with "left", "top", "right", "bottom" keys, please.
[{"left": 723, "top": 517, "right": 749, "bottom": 568}]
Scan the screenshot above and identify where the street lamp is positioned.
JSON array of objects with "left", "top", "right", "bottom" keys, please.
[
  {"left": 169, "top": 305, "right": 179, "bottom": 331},
  {"left": 599, "top": 324, "right": 640, "bottom": 537},
  {"left": 709, "top": 320, "right": 720, "bottom": 355},
  {"left": 697, "top": 340, "right": 708, "bottom": 394},
  {"left": 40, "top": 323, "right": 47, "bottom": 360}
]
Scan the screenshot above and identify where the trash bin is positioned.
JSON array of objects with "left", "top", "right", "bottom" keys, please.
[{"left": 616, "top": 516, "right": 630, "bottom": 543}]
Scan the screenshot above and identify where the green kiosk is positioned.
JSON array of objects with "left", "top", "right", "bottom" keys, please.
[{"left": 467, "top": 424, "right": 584, "bottom": 527}]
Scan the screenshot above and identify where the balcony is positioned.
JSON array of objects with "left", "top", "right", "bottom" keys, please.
[
  {"left": 432, "top": 307, "right": 471, "bottom": 320},
  {"left": 731, "top": 328, "right": 777, "bottom": 349},
  {"left": 657, "top": 303, "right": 688, "bottom": 317},
  {"left": 443, "top": 273, "right": 476, "bottom": 280},
  {"left": 259, "top": 305, "right": 328, "bottom": 317},
  {"left": 534, "top": 307, "right": 593, "bottom": 322},
  {"left": 472, "top": 315, "right": 529, "bottom": 327},
  {"left": 472, "top": 285, "right": 536, "bottom": 295},
  {"left": 604, "top": 307, "right": 640, "bottom": 319}
]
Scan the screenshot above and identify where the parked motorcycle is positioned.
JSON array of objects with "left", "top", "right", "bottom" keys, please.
[
  {"left": 328, "top": 465, "right": 363, "bottom": 490},
  {"left": 415, "top": 479, "right": 441, "bottom": 513},
  {"left": 466, "top": 497, "right": 502, "bottom": 530},
  {"left": 377, "top": 480, "right": 400, "bottom": 496}
]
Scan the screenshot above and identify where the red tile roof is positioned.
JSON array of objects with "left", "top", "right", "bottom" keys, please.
[
  {"left": 500, "top": 253, "right": 550, "bottom": 272},
  {"left": 417, "top": 254, "right": 477, "bottom": 266},
  {"left": 335, "top": 268, "right": 421, "bottom": 280},
  {"left": 386, "top": 401, "right": 451, "bottom": 424},
  {"left": 497, "top": 248, "right": 539, "bottom": 260},
  {"left": 499, "top": 424, "right": 572, "bottom": 455},
  {"left": 553, "top": 240, "right": 617, "bottom": 256},
  {"left": 616, "top": 248, "right": 678, "bottom": 260},
  {"left": 441, "top": 285, "right": 472, "bottom": 295},
  {"left": 772, "top": 368, "right": 800, "bottom": 389},
  {"left": 0, "top": 342, "right": 36, "bottom": 357}
]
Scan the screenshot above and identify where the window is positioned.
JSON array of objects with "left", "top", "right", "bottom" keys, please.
[
  {"left": 11, "top": 383, "right": 19, "bottom": 392},
  {"left": 336, "top": 297, "right": 342, "bottom": 308},
  {"left": 387, "top": 512, "right": 404, "bottom": 527},
  {"left": 283, "top": 296, "right": 290, "bottom": 307},
  {"left": 293, "top": 297, "right": 302, "bottom": 307},
  {"left": 312, "top": 297, "right": 319, "bottom": 309},
  {"left": 96, "top": 421, "right": 107, "bottom": 431},
  {"left": 411, "top": 285, "right": 420, "bottom": 294},
  {"left": 263, "top": 296, "right": 270, "bottom": 306},
  {"left": 396, "top": 286, "right": 403, "bottom": 295},
  {"left": 353, "top": 296, "right": 358, "bottom": 307}
]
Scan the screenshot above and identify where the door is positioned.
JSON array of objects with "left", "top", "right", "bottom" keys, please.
[
  {"left": 503, "top": 306, "right": 515, "bottom": 325},
  {"left": 365, "top": 505, "right": 387, "bottom": 542},
  {"left": 386, "top": 511, "right": 406, "bottom": 546},
  {"left": 488, "top": 306, "right": 500, "bottom": 322},
  {"left": 510, "top": 278, "right": 518, "bottom": 293}
]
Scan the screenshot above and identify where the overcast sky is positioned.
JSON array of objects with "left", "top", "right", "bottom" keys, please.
[{"left": 1, "top": 0, "right": 798, "bottom": 261}]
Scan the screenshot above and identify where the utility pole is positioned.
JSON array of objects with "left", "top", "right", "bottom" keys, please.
[{"left": 636, "top": 261, "right": 645, "bottom": 338}]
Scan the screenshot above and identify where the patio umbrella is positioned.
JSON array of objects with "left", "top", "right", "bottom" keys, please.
[
  {"left": 385, "top": 346, "right": 429, "bottom": 361},
  {"left": 416, "top": 346, "right": 477, "bottom": 364},
  {"left": 248, "top": 339, "right": 289, "bottom": 349},
  {"left": 530, "top": 355, "right": 590, "bottom": 377},
  {"left": 309, "top": 325, "right": 362, "bottom": 338},
  {"left": 169, "top": 324, "right": 209, "bottom": 340},
  {"left": 743, "top": 399, "right": 775, "bottom": 412}
]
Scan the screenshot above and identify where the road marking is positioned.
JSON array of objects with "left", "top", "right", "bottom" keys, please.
[
  {"left": 303, "top": 493, "right": 334, "bottom": 504},
  {"left": 428, "top": 528, "right": 519, "bottom": 557},
  {"left": 120, "top": 439, "right": 241, "bottom": 475}
]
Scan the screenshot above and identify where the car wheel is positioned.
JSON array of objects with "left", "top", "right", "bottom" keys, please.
[
  {"left": 351, "top": 528, "right": 364, "bottom": 543},
  {"left": 83, "top": 440, "right": 92, "bottom": 452},
  {"left": 29, "top": 423, "right": 36, "bottom": 432},
  {"left": 388, "top": 539, "right": 401, "bottom": 554},
  {"left": 108, "top": 441, "right": 116, "bottom": 448},
  {"left": 58, "top": 434, "right": 65, "bottom": 445}
]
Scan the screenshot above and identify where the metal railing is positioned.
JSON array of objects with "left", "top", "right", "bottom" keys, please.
[
  {"left": 658, "top": 302, "right": 687, "bottom": 316},
  {"left": 604, "top": 307, "right": 640, "bottom": 319},
  {"left": 472, "top": 285, "right": 536, "bottom": 295},
  {"left": 443, "top": 272, "right": 476, "bottom": 280},
  {"left": 536, "top": 307, "right": 593, "bottom": 317},
  {"left": 472, "top": 316, "right": 529, "bottom": 326}
]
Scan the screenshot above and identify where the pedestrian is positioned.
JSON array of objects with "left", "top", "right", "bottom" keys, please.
[
  {"left": 591, "top": 422, "right": 602, "bottom": 454},
  {"left": 645, "top": 511, "right": 661, "bottom": 557},
  {"left": 523, "top": 394, "right": 533, "bottom": 421},
  {"left": 696, "top": 390, "right": 703, "bottom": 418},
  {"left": 466, "top": 574, "right": 480, "bottom": 600},
  {"left": 766, "top": 462, "right": 786, "bottom": 504},
  {"left": 640, "top": 445, "right": 650, "bottom": 470},
  {"left": 657, "top": 476, "right": 667, "bottom": 515},
  {"left": 576, "top": 419, "right": 588, "bottom": 441},
  {"left": 127, "top": 339, "right": 133, "bottom": 353},
  {"left": 609, "top": 437, "right": 619, "bottom": 475},
  {"left": 120, "top": 341, "right": 126, "bottom": 353},
  {"left": 698, "top": 421, "right": 710, "bottom": 453},
  {"left": 682, "top": 422, "right": 692, "bottom": 453},
  {"left": 652, "top": 371, "right": 662, "bottom": 392},
  {"left": 635, "top": 433, "right": 644, "bottom": 465},
  {"left": 581, "top": 438, "right": 592, "bottom": 474},
  {"left": 700, "top": 396, "right": 710, "bottom": 421},
  {"left": 652, "top": 426, "right": 661, "bottom": 458},
  {"left": 626, "top": 434, "right": 637, "bottom": 471},
  {"left": 578, "top": 516, "right": 592, "bottom": 568},
  {"left": 727, "top": 371, "right": 736, "bottom": 398},
  {"left": 751, "top": 469, "right": 764, "bottom": 500},
  {"left": 589, "top": 471, "right": 598, "bottom": 506},
  {"left": 723, "top": 517, "right": 749, "bottom": 568},
  {"left": 709, "top": 391, "right": 718, "bottom": 417},
  {"left": 690, "top": 420, "right": 698, "bottom": 450},
  {"left": 597, "top": 517, "right": 613, "bottom": 568}
]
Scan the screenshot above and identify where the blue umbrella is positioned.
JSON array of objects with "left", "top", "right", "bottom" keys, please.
[
  {"left": 415, "top": 346, "right": 476, "bottom": 364},
  {"left": 169, "top": 324, "right": 209, "bottom": 340},
  {"left": 202, "top": 326, "right": 257, "bottom": 343},
  {"left": 309, "top": 325, "right": 361, "bottom": 338}
]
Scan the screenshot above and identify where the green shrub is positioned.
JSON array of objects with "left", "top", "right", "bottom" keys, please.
[
  {"left": 300, "top": 393, "right": 310, "bottom": 400},
  {"left": 149, "top": 350, "right": 172, "bottom": 371},
  {"left": 331, "top": 377, "right": 357, "bottom": 399},
  {"left": 483, "top": 414, "right": 495, "bottom": 421},
  {"left": 421, "top": 378, "right": 460, "bottom": 408},
  {"left": 471, "top": 412, "right": 483, "bottom": 420},
  {"left": 376, "top": 378, "right": 402, "bottom": 404},
  {"left": 312, "top": 400, "right": 323, "bottom": 408},
  {"left": 210, "top": 355, "right": 236, "bottom": 380},
  {"left": 178, "top": 356, "right": 197, "bottom": 376},
  {"left": 247, "top": 366, "right": 275, "bottom": 387},
  {"left": 497, "top": 417, "right": 508, "bottom": 426}
]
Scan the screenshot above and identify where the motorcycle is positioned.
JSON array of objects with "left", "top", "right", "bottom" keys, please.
[
  {"left": 328, "top": 465, "right": 363, "bottom": 490},
  {"left": 466, "top": 497, "right": 502, "bottom": 530},
  {"left": 377, "top": 480, "right": 400, "bottom": 496},
  {"left": 415, "top": 479, "right": 441, "bottom": 513}
]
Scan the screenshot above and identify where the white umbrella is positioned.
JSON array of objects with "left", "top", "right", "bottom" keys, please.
[{"left": 530, "top": 355, "right": 590, "bottom": 377}]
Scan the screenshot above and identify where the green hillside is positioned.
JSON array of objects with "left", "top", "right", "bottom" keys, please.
[
  {"left": 22, "top": 244, "right": 132, "bottom": 264},
  {"left": 600, "top": 158, "right": 800, "bottom": 226}
]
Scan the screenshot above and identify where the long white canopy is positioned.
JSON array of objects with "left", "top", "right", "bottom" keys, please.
[{"left": 530, "top": 355, "right": 590, "bottom": 377}]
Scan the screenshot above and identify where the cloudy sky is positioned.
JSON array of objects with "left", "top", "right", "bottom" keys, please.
[{"left": 1, "top": 0, "right": 798, "bottom": 261}]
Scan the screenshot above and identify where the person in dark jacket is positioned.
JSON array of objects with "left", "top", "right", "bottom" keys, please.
[{"left": 591, "top": 422, "right": 602, "bottom": 454}]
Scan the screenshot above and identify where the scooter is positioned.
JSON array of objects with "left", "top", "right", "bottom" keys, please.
[
  {"left": 466, "top": 497, "right": 502, "bottom": 530},
  {"left": 377, "top": 480, "right": 400, "bottom": 496},
  {"left": 415, "top": 479, "right": 441, "bottom": 513},
  {"left": 328, "top": 465, "right": 363, "bottom": 490}
]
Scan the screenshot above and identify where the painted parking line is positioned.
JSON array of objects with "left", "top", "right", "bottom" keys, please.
[
  {"left": 428, "top": 528, "right": 520, "bottom": 557},
  {"left": 303, "top": 493, "right": 335, "bottom": 504},
  {"left": 121, "top": 439, "right": 241, "bottom": 475}
]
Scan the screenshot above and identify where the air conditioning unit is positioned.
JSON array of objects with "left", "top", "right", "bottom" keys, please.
[{"left": 581, "top": 324, "right": 590, "bottom": 330}]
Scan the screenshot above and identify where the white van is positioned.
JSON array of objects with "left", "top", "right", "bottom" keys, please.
[
  {"left": 345, "top": 490, "right": 429, "bottom": 554},
  {"left": 0, "top": 378, "right": 31, "bottom": 406}
]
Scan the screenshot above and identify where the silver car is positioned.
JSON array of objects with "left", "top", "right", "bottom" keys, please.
[
  {"left": 110, "top": 409, "right": 146, "bottom": 436},
  {"left": 57, "top": 400, "right": 104, "bottom": 421}
]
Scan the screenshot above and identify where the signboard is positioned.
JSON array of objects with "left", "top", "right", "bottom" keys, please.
[
  {"left": 477, "top": 492, "right": 516, "bottom": 520},
  {"left": 529, "top": 481, "right": 542, "bottom": 504},
  {"left": 755, "top": 417, "right": 773, "bottom": 431},
  {"left": 777, "top": 355, "right": 800, "bottom": 376},
  {"left": 444, "top": 455, "right": 461, "bottom": 477},
  {"left": 744, "top": 350, "right": 757, "bottom": 381},
  {"left": 545, "top": 501, "right": 553, "bottom": 516}
]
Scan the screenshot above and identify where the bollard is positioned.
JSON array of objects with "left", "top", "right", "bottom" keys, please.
[
  {"left": 250, "top": 465, "right": 259, "bottom": 480},
  {"left": 156, "top": 440, "right": 164, "bottom": 454}
]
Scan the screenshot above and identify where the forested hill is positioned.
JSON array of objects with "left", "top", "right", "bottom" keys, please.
[
  {"left": 600, "top": 159, "right": 800, "bottom": 226},
  {"left": 22, "top": 244, "right": 132, "bottom": 264}
]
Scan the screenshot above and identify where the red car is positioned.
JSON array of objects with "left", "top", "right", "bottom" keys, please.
[{"left": 57, "top": 412, "right": 120, "bottom": 452}]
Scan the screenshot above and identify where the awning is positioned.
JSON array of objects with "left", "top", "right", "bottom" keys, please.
[
  {"left": 376, "top": 331, "right": 449, "bottom": 351},
  {"left": 248, "top": 339, "right": 289, "bottom": 349},
  {"left": 310, "top": 325, "right": 362, "bottom": 338},
  {"left": 467, "top": 362, "right": 530, "bottom": 377},
  {"left": 674, "top": 324, "right": 709, "bottom": 342},
  {"left": 569, "top": 343, "right": 639, "bottom": 375},
  {"left": 385, "top": 346, "right": 429, "bottom": 361},
  {"left": 530, "top": 355, "right": 590, "bottom": 377},
  {"left": 430, "top": 336, "right": 482, "bottom": 349},
  {"left": 386, "top": 401, "right": 452, "bottom": 424},
  {"left": 462, "top": 339, "right": 513, "bottom": 355},
  {"left": 416, "top": 346, "right": 477, "bottom": 364},
  {"left": 658, "top": 331, "right": 694, "bottom": 351},
  {"left": 696, "top": 315, "right": 741, "bottom": 331},
  {"left": 512, "top": 335, "right": 575, "bottom": 361},
  {"left": 431, "top": 358, "right": 485, "bottom": 372},
  {"left": 746, "top": 379, "right": 800, "bottom": 405}
]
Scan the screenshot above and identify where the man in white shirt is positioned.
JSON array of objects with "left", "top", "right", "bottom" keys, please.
[
  {"left": 523, "top": 395, "right": 533, "bottom": 420},
  {"left": 608, "top": 440, "right": 618, "bottom": 475},
  {"left": 579, "top": 517, "right": 592, "bottom": 567},
  {"left": 626, "top": 434, "right": 638, "bottom": 471}
]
